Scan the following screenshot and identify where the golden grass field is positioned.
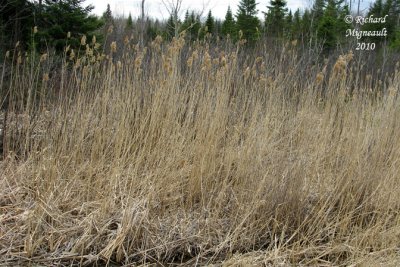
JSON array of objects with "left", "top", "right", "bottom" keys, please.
[{"left": 1, "top": 36, "right": 400, "bottom": 266}]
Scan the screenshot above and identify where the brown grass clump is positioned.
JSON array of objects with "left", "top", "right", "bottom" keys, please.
[
  {"left": 315, "top": 72, "right": 324, "bottom": 85},
  {"left": 1, "top": 38, "right": 400, "bottom": 266},
  {"left": 332, "top": 51, "right": 353, "bottom": 76}
]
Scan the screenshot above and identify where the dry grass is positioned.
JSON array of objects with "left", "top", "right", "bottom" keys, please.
[{"left": 1, "top": 37, "right": 400, "bottom": 266}]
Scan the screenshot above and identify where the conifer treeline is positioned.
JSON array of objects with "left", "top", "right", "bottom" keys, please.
[
  {"left": 146, "top": 0, "right": 400, "bottom": 50},
  {"left": 0, "top": 0, "right": 399, "bottom": 56},
  {"left": 122, "top": 0, "right": 400, "bottom": 50}
]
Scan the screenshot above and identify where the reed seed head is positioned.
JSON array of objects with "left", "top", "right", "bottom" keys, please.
[
  {"left": 155, "top": 35, "right": 163, "bottom": 44},
  {"left": 345, "top": 51, "right": 354, "bottom": 62},
  {"left": 108, "top": 25, "right": 114, "bottom": 34},
  {"left": 315, "top": 72, "right": 324, "bottom": 85},
  {"left": 202, "top": 52, "right": 212, "bottom": 71},
  {"left": 81, "top": 35, "right": 87, "bottom": 46},
  {"left": 69, "top": 49, "right": 75, "bottom": 60},
  {"left": 111, "top": 42, "right": 117, "bottom": 53},
  {"left": 86, "top": 45, "right": 93, "bottom": 56},
  {"left": 221, "top": 56, "right": 227, "bottom": 67},
  {"left": 333, "top": 55, "right": 347, "bottom": 74},
  {"left": 123, "top": 36, "right": 129, "bottom": 45},
  {"left": 388, "top": 86, "right": 397, "bottom": 97},
  {"left": 187, "top": 56, "right": 193, "bottom": 68},
  {"left": 40, "top": 53, "right": 48, "bottom": 62},
  {"left": 244, "top": 66, "right": 251, "bottom": 79}
]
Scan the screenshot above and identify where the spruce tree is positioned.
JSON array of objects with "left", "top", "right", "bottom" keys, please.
[
  {"left": 291, "top": 9, "right": 302, "bottom": 39},
  {"left": 384, "top": 0, "right": 400, "bottom": 46},
  {"left": 363, "top": 0, "right": 399, "bottom": 48},
  {"left": 100, "top": 3, "right": 115, "bottom": 51},
  {"left": 214, "top": 19, "right": 222, "bottom": 38},
  {"left": 102, "top": 4, "right": 114, "bottom": 35},
  {"left": 317, "top": 0, "right": 337, "bottom": 49},
  {"left": 205, "top": 10, "right": 215, "bottom": 34},
  {"left": 264, "top": 0, "right": 288, "bottom": 37},
  {"left": 301, "top": 9, "right": 312, "bottom": 39},
  {"left": 181, "top": 10, "right": 191, "bottom": 32},
  {"left": 0, "top": 0, "right": 34, "bottom": 53},
  {"left": 102, "top": 3, "right": 113, "bottom": 24},
  {"left": 316, "top": 0, "right": 349, "bottom": 50},
  {"left": 222, "top": 6, "right": 236, "bottom": 38},
  {"left": 285, "top": 10, "right": 293, "bottom": 37},
  {"left": 337, "top": 3, "right": 351, "bottom": 36},
  {"left": 126, "top": 13, "right": 133, "bottom": 31},
  {"left": 190, "top": 12, "right": 201, "bottom": 40},
  {"left": 165, "top": 15, "right": 176, "bottom": 39},
  {"left": 180, "top": 11, "right": 201, "bottom": 41},
  {"left": 147, "top": 19, "right": 161, "bottom": 40},
  {"left": 391, "top": 30, "right": 400, "bottom": 50},
  {"left": 38, "top": 0, "right": 103, "bottom": 52},
  {"left": 311, "top": 0, "right": 325, "bottom": 33},
  {"left": 236, "top": 0, "right": 261, "bottom": 43}
]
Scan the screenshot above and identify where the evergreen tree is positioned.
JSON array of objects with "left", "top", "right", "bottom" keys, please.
[
  {"left": 285, "top": 10, "right": 293, "bottom": 37},
  {"left": 390, "top": 29, "right": 400, "bottom": 50},
  {"left": 291, "top": 8, "right": 302, "bottom": 39},
  {"left": 126, "top": 13, "right": 133, "bottom": 31},
  {"left": 301, "top": 9, "right": 312, "bottom": 39},
  {"left": 384, "top": 0, "right": 400, "bottom": 46},
  {"left": 102, "top": 3, "right": 113, "bottom": 24},
  {"left": 164, "top": 11, "right": 184, "bottom": 40},
  {"left": 363, "top": 0, "right": 399, "bottom": 48},
  {"left": 236, "top": 0, "right": 261, "bottom": 43},
  {"left": 317, "top": 0, "right": 337, "bottom": 49},
  {"left": 222, "top": 6, "right": 236, "bottom": 38},
  {"left": 190, "top": 12, "right": 201, "bottom": 40},
  {"left": 198, "top": 10, "right": 215, "bottom": 40},
  {"left": 337, "top": 3, "right": 351, "bottom": 35},
  {"left": 147, "top": 19, "right": 161, "bottom": 40},
  {"left": 181, "top": 10, "right": 191, "bottom": 31},
  {"left": 311, "top": 0, "right": 325, "bottom": 33},
  {"left": 205, "top": 10, "right": 215, "bottom": 34},
  {"left": 100, "top": 3, "right": 115, "bottom": 51},
  {"left": 37, "top": 0, "right": 103, "bottom": 52},
  {"left": 0, "top": 0, "right": 34, "bottom": 54},
  {"left": 214, "top": 19, "right": 222, "bottom": 38},
  {"left": 370, "top": 0, "right": 384, "bottom": 16},
  {"left": 264, "top": 0, "right": 288, "bottom": 37},
  {"left": 165, "top": 15, "right": 177, "bottom": 39},
  {"left": 316, "top": 0, "right": 349, "bottom": 50},
  {"left": 180, "top": 11, "right": 201, "bottom": 41}
]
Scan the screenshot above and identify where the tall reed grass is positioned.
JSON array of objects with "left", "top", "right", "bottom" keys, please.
[{"left": 1, "top": 36, "right": 400, "bottom": 266}]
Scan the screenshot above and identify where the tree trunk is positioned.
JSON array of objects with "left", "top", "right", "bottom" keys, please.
[{"left": 140, "top": 0, "right": 145, "bottom": 46}]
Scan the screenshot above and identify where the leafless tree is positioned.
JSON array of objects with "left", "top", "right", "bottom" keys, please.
[
  {"left": 161, "top": 0, "right": 183, "bottom": 38},
  {"left": 160, "top": 0, "right": 210, "bottom": 38},
  {"left": 140, "top": 0, "right": 145, "bottom": 46}
]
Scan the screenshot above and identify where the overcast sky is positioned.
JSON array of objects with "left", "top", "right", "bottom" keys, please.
[{"left": 85, "top": 0, "right": 374, "bottom": 20}]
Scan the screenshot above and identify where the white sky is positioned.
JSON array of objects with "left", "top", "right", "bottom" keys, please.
[{"left": 85, "top": 0, "right": 374, "bottom": 20}]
